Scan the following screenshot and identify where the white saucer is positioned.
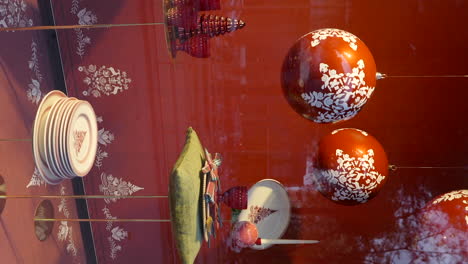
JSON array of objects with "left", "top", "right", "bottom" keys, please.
[
  {"left": 32, "top": 90, "right": 67, "bottom": 184},
  {"left": 238, "top": 179, "right": 291, "bottom": 250},
  {"left": 66, "top": 101, "right": 97, "bottom": 177}
]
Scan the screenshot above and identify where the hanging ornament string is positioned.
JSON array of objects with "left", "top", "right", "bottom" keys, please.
[
  {"left": 377, "top": 73, "right": 468, "bottom": 79},
  {"left": 389, "top": 165, "right": 468, "bottom": 171},
  {"left": 0, "top": 23, "right": 165, "bottom": 32}
]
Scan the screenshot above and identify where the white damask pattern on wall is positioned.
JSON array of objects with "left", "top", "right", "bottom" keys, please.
[
  {"left": 27, "top": 167, "right": 45, "bottom": 188},
  {"left": 57, "top": 186, "right": 78, "bottom": 256},
  {"left": 78, "top": 65, "right": 132, "bottom": 97},
  {"left": 103, "top": 206, "right": 129, "bottom": 260},
  {"left": 94, "top": 116, "right": 115, "bottom": 169},
  {"left": 301, "top": 59, "right": 375, "bottom": 123},
  {"left": 70, "top": 0, "right": 97, "bottom": 57},
  {"left": 0, "top": 0, "right": 32, "bottom": 28},
  {"left": 27, "top": 41, "right": 44, "bottom": 104},
  {"left": 99, "top": 173, "right": 144, "bottom": 204}
]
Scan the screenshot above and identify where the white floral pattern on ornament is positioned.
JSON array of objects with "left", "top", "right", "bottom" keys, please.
[
  {"left": 301, "top": 59, "right": 375, "bottom": 123},
  {"left": 432, "top": 190, "right": 468, "bottom": 224},
  {"left": 0, "top": 0, "right": 32, "bottom": 28},
  {"left": 310, "top": 28, "right": 358, "bottom": 51},
  {"left": 331, "top": 128, "right": 368, "bottom": 136},
  {"left": 432, "top": 190, "right": 468, "bottom": 204},
  {"left": 79, "top": 65, "right": 132, "bottom": 97},
  {"left": 99, "top": 173, "right": 144, "bottom": 204},
  {"left": 315, "top": 149, "right": 385, "bottom": 203}
]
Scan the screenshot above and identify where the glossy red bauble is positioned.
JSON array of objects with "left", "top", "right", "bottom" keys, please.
[
  {"left": 281, "top": 28, "right": 377, "bottom": 123},
  {"left": 314, "top": 128, "right": 388, "bottom": 205},
  {"left": 422, "top": 190, "right": 467, "bottom": 231},
  {"left": 231, "top": 221, "right": 258, "bottom": 248},
  {"left": 415, "top": 190, "right": 468, "bottom": 256}
]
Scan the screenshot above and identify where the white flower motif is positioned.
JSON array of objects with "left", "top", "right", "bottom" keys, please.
[
  {"left": 26, "top": 167, "right": 45, "bottom": 188},
  {"left": 111, "top": 226, "right": 128, "bottom": 241},
  {"left": 99, "top": 173, "right": 144, "bottom": 204},
  {"left": 315, "top": 148, "right": 386, "bottom": 203},
  {"left": 310, "top": 28, "right": 359, "bottom": 51},
  {"left": 432, "top": 190, "right": 468, "bottom": 205},
  {"left": 57, "top": 221, "right": 69, "bottom": 241},
  {"left": 79, "top": 65, "right": 132, "bottom": 97},
  {"left": 98, "top": 128, "right": 115, "bottom": 146},
  {"left": 77, "top": 8, "right": 97, "bottom": 25},
  {"left": 301, "top": 59, "right": 375, "bottom": 123}
]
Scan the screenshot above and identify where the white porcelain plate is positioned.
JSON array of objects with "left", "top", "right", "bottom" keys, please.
[
  {"left": 60, "top": 99, "right": 79, "bottom": 177},
  {"left": 32, "top": 90, "right": 67, "bottom": 184},
  {"left": 238, "top": 179, "right": 291, "bottom": 250},
  {"left": 45, "top": 97, "right": 67, "bottom": 178},
  {"left": 67, "top": 101, "right": 97, "bottom": 176}
]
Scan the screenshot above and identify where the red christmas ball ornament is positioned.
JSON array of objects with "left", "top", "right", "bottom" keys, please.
[
  {"left": 314, "top": 128, "right": 388, "bottom": 205},
  {"left": 415, "top": 190, "right": 468, "bottom": 255},
  {"left": 422, "top": 190, "right": 468, "bottom": 232},
  {"left": 281, "top": 28, "right": 377, "bottom": 123},
  {"left": 231, "top": 221, "right": 258, "bottom": 248}
]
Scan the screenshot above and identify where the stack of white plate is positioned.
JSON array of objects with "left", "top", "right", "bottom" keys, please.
[{"left": 33, "top": 90, "right": 98, "bottom": 184}]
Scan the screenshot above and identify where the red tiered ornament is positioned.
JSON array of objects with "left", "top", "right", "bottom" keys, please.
[
  {"left": 314, "top": 128, "right": 389, "bottom": 205},
  {"left": 165, "top": 0, "right": 221, "bottom": 11},
  {"left": 176, "top": 14, "right": 246, "bottom": 40},
  {"left": 198, "top": 0, "right": 221, "bottom": 11},
  {"left": 171, "top": 35, "right": 211, "bottom": 58},
  {"left": 166, "top": 6, "right": 198, "bottom": 29},
  {"left": 281, "top": 28, "right": 378, "bottom": 123},
  {"left": 218, "top": 186, "right": 248, "bottom": 210}
]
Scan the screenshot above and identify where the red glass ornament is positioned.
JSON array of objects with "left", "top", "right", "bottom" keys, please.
[
  {"left": 314, "top": 128, "right": 388, "bottom": 205},
  {"left": 171, "top": 35, "right": 210, "bottom": 58},
  {"left": 231, "top": 221, "right": 258, "bottom": 248},
  {"left": 281, "top": 28, "right": 377, "bottom": 123},
  {"left": 199, "top": 0, "right": 221, "bottom": 11},
  {"left": 422, "top": 190, "right": 467, "bottom": 232},
  {"left": 176, "top": 14, "right": 246, "bottom": 40},
  {"left": 415, "top": 190, "right": 468, "bottom": 255},
  {"left": 166, "top": 6, "right": 198, "bottom": 29},
  {"left": 218, "top": 186, "right": 248, "bottom": 210},
  {"left": 165, "top": 0, "right": 221, "bottom": 11}
]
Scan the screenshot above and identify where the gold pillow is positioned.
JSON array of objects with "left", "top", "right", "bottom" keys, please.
[{"left": 169, "top": 127, "right": 205, "bottom": 264}]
